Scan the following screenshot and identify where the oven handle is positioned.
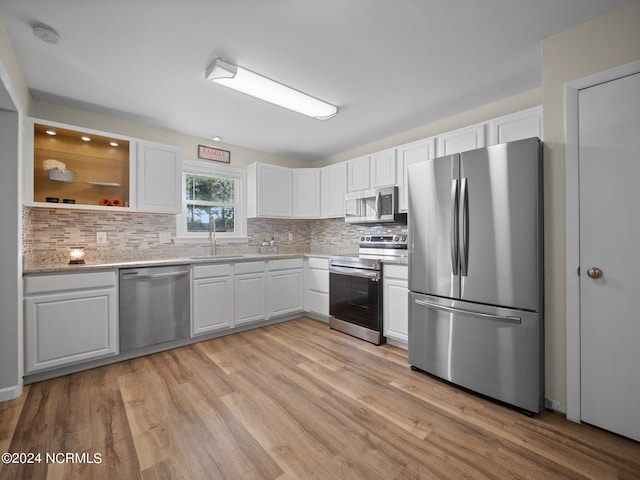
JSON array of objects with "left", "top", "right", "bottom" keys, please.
[{"left": 329, "top": 266, "right": 381, "bottom": 281}]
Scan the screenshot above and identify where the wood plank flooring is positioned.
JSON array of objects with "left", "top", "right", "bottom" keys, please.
[{"left": 1, "top": 317, "right": 638, "bottom": 479}]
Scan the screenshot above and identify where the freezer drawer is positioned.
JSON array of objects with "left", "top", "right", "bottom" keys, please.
[{"left": 408, "top": 292, "right": 544, "bottom": 413}]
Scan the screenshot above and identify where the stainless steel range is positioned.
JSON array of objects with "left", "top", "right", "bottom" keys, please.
[{"left": 329, "top": 234, "right": 407, "bottom": 345}]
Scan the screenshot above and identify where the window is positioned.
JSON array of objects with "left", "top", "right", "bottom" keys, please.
[{"left": 177, "top": 160, "right": 246, "bottom": 240}]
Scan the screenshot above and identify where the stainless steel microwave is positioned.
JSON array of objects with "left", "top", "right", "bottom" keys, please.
[{"left": 345, "top": 186, "right": 405, "bottom": 224}]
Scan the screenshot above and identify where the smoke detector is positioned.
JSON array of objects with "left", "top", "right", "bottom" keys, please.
[{"left": 32, "top": 24, "right": 62, "bottom": 45}]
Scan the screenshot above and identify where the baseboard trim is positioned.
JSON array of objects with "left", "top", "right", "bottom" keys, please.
[
  {"left": 0, "top": 384, "right": 23, "bottom": 402},
  {"left": 545, "top": 398, "right": 567, "bottom": 414}
]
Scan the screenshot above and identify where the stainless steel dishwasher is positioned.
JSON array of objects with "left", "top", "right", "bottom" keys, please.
[{"left": 119, "top": 264, "right": 190, "bottom": 352}]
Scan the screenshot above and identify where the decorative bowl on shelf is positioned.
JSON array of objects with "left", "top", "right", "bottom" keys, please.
[{"left": 48, "top": 167, "right": 75, "bottom": 182}]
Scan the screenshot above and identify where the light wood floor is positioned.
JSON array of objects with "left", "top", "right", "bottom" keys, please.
[{"left": 1, "top": 317, "right": 638, "bottom": 479}]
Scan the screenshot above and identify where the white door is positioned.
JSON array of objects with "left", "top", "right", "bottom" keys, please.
[{"left": 578, "top": 72, "right": 640, "bottom": 442}]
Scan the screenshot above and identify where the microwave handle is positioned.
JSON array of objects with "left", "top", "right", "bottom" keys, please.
[{"left": 375, "top": 191, "right": 381, "bottom": 219}]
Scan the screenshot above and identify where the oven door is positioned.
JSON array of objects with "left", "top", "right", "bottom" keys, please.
[{"left": 329, "top": 267, "right": 382, "bottom": 332}]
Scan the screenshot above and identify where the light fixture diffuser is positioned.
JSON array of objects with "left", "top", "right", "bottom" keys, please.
[{"left": 206, "top": 58, "right": 338, "bottom": 120}]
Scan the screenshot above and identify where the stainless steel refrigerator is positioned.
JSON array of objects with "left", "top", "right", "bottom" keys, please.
[{"left": 407, "top": 137, "right": 544, "bottom": 414}]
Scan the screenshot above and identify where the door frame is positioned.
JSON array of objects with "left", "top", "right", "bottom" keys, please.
[{"left": 564, "top": 60, "right": 640, "bottom": 422}]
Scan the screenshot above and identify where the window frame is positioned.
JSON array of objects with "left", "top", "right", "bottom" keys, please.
[{"left": 176, "top": 159, "right": 247, "bottom": 242}]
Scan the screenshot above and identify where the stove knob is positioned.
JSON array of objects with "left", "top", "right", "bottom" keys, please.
[
  {"left": 360, "top": 236, "right": 365, "bottom": 242},
  {"left": 365, "top": 236, "right": 371, "bottom": 242},
  {"left": 401, "top": 236, "right": 406, "bottom": 242}
]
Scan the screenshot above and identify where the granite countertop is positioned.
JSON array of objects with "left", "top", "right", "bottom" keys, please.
[
  {"left": 23, "top": 252, "right": 407, "bottom": 275},
  {"left": 23, "top": 253, "right": 335, "bottom": 275}
]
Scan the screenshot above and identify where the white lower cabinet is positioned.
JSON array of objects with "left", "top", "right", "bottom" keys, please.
[
  {"left": 383, "top": 264, "right": 409, "bottom": 348},
  {"left": 304, "top": 257, "right": 329, "bottom": 317},
  {"left": 235, "top": 261, "right": 267, "bottom": 325},
  {"left": 268, "top": 258, "right": 304, "bottom": 317},
  {"left": 192, "top": 264, "right": 234, "bottom": 335},
  {"left": 24, "top": 271, "right": 118, "bottom": 373}
]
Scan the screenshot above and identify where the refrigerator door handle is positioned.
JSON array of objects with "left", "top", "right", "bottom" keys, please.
[
  {"left": 413, "top": 298, "right": 522, "bottom": 324},
  {"left": 460, "top": 177, "right": 469, "bottom": 276},
  {"left": 450, "top": 179, "right": 459, "bottom": 275}
]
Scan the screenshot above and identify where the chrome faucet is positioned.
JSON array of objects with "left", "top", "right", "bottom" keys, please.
[{"left": 208, "top": 218, "right": 217, "bottom": 256}]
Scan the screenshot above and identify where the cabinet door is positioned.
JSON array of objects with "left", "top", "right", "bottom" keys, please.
[
  {"left": 304, "top": 258, "right": 329, "bottom": 316},
  {"left": 437, "top": 124, "right": 486, "bottom": 156},
  {"left": 25, "top": 288, "right": 118, "bottom": 373},
  {"left": 269, "top": 269, "right": 304, "bottom": 317},
  {"left": 248, "top": 163, "right": 292, "bottom": 217},
  {"left": 321, "top": 162, "right": 348, "bottom": 218},
  {"left": 136, "top": 141, "right": 181, "bottom": 213},
  {"left": 193, "top": 276, "right": 234, "bottom": 335},
  {"left": 347, "top": 155, "right": 370, "bottom": 192},
  {"left": 371, "top": 148, "right": 397, "bottom": 187},
  {"left": 397, "top": 137, "right": 436, "bottom": 212},
  {"left": 235, "top": 273, "right": 266, "bottom": 324},
  {"left": 383, "top": 277, "right": 409, "bottom": 346},
  {"left": 488, "top": 106, "right": 542, "bottom": 145},
  {"left": 293, "top": 168, "right": 321, "bottom": 218}
]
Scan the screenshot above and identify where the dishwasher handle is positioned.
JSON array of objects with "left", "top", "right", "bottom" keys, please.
[{"left": 121, "top": 270, "right": 189, "bottom": 280}]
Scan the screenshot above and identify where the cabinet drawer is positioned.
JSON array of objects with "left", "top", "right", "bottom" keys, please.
[
  {"left": 193, "top": 263, "right": 232, "bottom": 279},
  {"left": 306, "top": 290, "right": 329, "bottom": 316},
  {"left": 269, "top": 258, "right": 303, "bottom": 271},
  {"left": 234, "top": 261, "right": 266, "bottom": 275},
  {"left": 24, "top": 271, "right": 117, "bottom": 295},
  {"left": 383, "top": 264, "right": 408, "bottom": 280},
  {"left": 307, "top": 257, "right": 329, "bottom": 270},
  {"left": 306, "top": 268, "right": 329, "bottom": 293}
]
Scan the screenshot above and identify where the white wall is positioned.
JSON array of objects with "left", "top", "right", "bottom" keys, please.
[
  {"left": 0, "top": 9, "right": 28, "bottom": 401},
  {"left": 32, "top": 100, "right": 308, "bottom": 169},
  {"left": 541, "top": 0, "right": 640, "bottom": 408},
  {"left": 314, "top": 88, "right": 542, "bottom": 166}
]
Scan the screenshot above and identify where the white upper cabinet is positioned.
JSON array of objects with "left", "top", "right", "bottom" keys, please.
[
  {"left": 397, "top": 137, "right": 436, "bottom": 212},
  {"left": 347, "top": 148, "right": 397, "bottom": 192},
  {"left": 247, "top": 162, "right": 293, "bottom": 218},
  {"left": 488, "top": 106, "right": 543, "bottom": 145},
  {"left": 347, "top": 155, "right": 370, "bottom": 192},
  {"left": 321, "top": 162, "right": 348, "bottom": 218},
  {"left": 28, "top": 118, "right": 135, "bottom": 211},
  {"left": 136, "top": 141, "right": 181, "bottom": 214},
  {"left": 437, "top": 123, "right": 486, "bottom": 156},
  {"left": 370, "top": 148, "right": 397, "bottom": 187},
  {"left": 293, "top": 168, "right": 321, "bottom": 218}
]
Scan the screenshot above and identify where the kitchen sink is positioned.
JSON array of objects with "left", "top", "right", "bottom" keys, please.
[{"left": 189, "top": 254, "right": 253, "bottom": 260}]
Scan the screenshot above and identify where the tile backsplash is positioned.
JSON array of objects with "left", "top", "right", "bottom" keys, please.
[{"left": 23, "top": 207, "right": 407, "bottom": 267}]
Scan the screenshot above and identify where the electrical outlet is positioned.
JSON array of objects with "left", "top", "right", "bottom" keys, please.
[
  {"left": 96, "top": 232, "right": 107, "bottom": 244},
  {"left": 158, "top": 231, "right": 172, "bottom": 244}
]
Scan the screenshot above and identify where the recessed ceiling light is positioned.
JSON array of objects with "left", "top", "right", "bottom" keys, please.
[
  {"left": 32, "top": 24, "right": 62, "bottom": 45},
  {"left": 81, "top": 136, "right": 91, "bottom": 142},
  {"left": 110, "top": 141, "right": 119, "bottom": 147},
  {"left": 211, "top": 135, "right": 223, "bottom": 142},
  {"left": 45, "top": 129, "right": 57, "bottom": 136}
]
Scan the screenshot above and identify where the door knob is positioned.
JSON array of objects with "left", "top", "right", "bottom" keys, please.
[{"left": 587, "top": 267, "right": 603, "bottom": 279}]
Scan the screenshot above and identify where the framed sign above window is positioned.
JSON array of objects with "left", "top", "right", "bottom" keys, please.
[{"left": 198, "top": 144, "right": 231, "bottom": 163}]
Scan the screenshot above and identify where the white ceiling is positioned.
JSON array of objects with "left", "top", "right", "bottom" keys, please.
[{"left": 0, "top": 0, "right": 630, "bottom": 161}]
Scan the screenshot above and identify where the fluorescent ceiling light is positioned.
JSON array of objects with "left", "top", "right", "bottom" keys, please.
[{"left": 206, "top": 58, "right": 338, "bottom": 120}]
